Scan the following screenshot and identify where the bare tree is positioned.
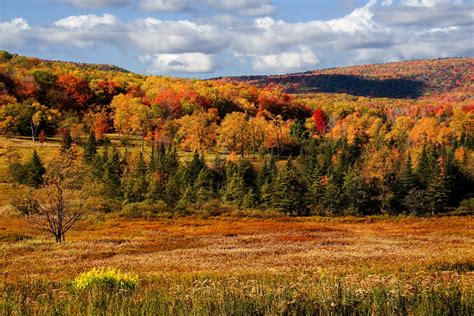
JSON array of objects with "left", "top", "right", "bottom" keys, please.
[{"left": 24, "top": 145, "right": 87, "bottom": 242}]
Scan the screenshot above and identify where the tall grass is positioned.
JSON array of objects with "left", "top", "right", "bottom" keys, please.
[{"left": 2, "top": 273, "right": 473, "bottom": 315}]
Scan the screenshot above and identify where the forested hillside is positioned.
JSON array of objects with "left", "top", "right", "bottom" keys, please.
[
  {"left": 225, "top": 58, "right": 474, "bottom": 99},
  {"left": 1, "top": 51, "right": 473, "bottom": 219}
]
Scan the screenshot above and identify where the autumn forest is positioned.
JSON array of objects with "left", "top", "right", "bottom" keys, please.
[{"left": 0, "top": 51, "right": 473, "bottom": 314}]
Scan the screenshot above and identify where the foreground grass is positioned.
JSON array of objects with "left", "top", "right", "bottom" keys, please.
[
  {"left": 2, "top": 272, "right": 473, "bottom": 315},
  {"left": 1, "top": 215, "right": 473, "bottom": 314}
]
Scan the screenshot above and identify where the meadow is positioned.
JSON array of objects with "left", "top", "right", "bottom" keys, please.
[
  {"left": 1, "top": 209, "right": 474, "bottom": 314},
  {"left": 1, "top": 136, "right": 474, "bottom": 314}
]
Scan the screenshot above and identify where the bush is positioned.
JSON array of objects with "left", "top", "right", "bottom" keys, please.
[
  {"left": 84, "top": 196, "right": 122, "bottom": 214},
  {"left": 72, "top": 268, "right": 138, "bottom": 291},
  {"left": 120, "top": 201, "right": 172, "bottom": 218},
  {"left": 454, "top": 198, "right": 474, "bottom": 215}
]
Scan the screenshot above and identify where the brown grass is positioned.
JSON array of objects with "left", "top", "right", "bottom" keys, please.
[{"left": 1, "top": 215, "right": 473, "bottom": 284}]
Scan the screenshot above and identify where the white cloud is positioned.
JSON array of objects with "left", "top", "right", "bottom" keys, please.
[
  {"left": 54, "top": 14, "right": 118, "bottom": 29},
  {"left": 0, "top": 18, "right": 31, "bottom": 48},
  {"left": 60, "top": 0, "right": 130, "bottom": 8},
  {"left": 252, "top": 46, "right": 319, "bottom": 72},
  {"left": 205, "top": 0, "right": 275, "bottom": 15},
  {"left": 401, "top": 0, "right": 459, "bottom": 7},
  {"left": 1, "top": 0, "right": 472, "bottom": 75},
  {"left": 142, "top": 53, "right": 217, "bottom": 73},
  {"left": 138, "top": 0, "right": 189, "bottom": 12},
  {"left": 138, "top": 0, "right": 274, "bottom": 15},
  {"left": 0, "top": 17, "right": 30, "bottom": 32},
  {"left": 129, "top": 18, "right": 225, "bottom": 54}
]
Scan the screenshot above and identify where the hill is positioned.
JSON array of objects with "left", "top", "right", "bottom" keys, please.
[{"left": 221, "top": 58, "right": 474, "bottom": 99}]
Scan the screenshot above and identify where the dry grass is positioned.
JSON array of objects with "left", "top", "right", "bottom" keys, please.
[{"left": 1, "top": 215, "right": 473, "bottom": 283}]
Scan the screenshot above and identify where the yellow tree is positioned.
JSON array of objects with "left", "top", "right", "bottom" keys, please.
[
  {"left": 248, "top": 116, "right": 268, "bottom": 157},
  {"left": 217, "top": 112, "right": 249, "bottom": 158},
  {"left": 177, "top": 110, "right": 217, "bottom": 154},
  {"left": 111, "top": 94, "right": 151, "bottom": 143}
]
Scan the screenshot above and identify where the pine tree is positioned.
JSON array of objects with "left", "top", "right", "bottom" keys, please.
[
  {"left": 223, "top": 172, "right": 246, "bottom": 207},
  {"left": 321, "top": 175, "right": 343, "bottom": 215},
  {"left": 185, "top": 152, "right": 206, "bottom": 185},
  {"left": 427, "top": 160, "right": 450, "bottom": 214},
  {"left": 272, "top": 158, "right": 307, "bottom": 216},
  {"left": 342, "top": 167, "right": 367, "bottom": 213},
  {"left": 61, "top": 129, "right": 73, "bottom": 151},
  {"left": 103, "top": 146, "right": 123, "bottom": 198},
  {"left": 28, "top": 149, "right": 46, "bottom": 188},
  {"left": 241, "top": 189, "right": 258, "bottom": 209},
  {"left": 165, "top": 166, "right": 186, "bottom": 208},
  {"left": 415, "top": 145, "right": 432, "bottom": 188},
  {"left": 194, "top": 169, "right": 214, "bottom": 204},
  {"left": 400, "top": 154, "right": 415, "bottom": 193},
  {"left": 83, "top": 132, "right": 97, "bottom": 164},
  {"left": 308, "top": 175, "right": 324, "bottom": 208}
]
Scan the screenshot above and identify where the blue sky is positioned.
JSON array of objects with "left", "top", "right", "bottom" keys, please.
[{"left": 1, "top": 0, "right": 472, "bottom": 78}]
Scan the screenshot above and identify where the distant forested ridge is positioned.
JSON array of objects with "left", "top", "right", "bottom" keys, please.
[{"left": 222, "top": 58, "right": 473, "bottom": 99}]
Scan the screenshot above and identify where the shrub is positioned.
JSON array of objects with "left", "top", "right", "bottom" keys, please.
[
  {"left": 72, "top": 268, "right": 138, "bottom": 291},
  {"left": 120, "top": 201, "right": 171, "bottom": 218},
  {"left": 84, "top": 196, "right": 122, "bottom": 214},
  {"left": 454, "top": 198, "right": 474, "bottom": 215}
]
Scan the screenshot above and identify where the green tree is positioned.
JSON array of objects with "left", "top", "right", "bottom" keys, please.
[
  {"left": 28, "top": 149, "right": 46, "bottom": 188},
  {"left": 426, "top": 161, "right": 450, "bottom": 214},
  {"left": 83, "top": 131, "right": 97, "bottom": 164},
  {"left": 272, "top": 158, "right": 307, "bottom": 216},
  {"left": 123, "top": 151, "right": 148, "bottom": 203}
]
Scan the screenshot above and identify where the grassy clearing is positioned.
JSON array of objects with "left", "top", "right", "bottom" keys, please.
[
  {"left": 1, "top": 215, "right": 473, "bottom": 314},
  {"left": 3, "top": 272, "right": 472, "bottom": 315}
]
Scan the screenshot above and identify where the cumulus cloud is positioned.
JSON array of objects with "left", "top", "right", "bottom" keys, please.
[
  {"left": 0, "top": 17, "right": 30, "bottom": 32},
  {"left": 0, "top": 18, "right": 31, "bottom": 48},
  {"left": 60, "top": 0, "right": 130, "bottom": 8},
  {"left": 252, "top": 46, "right": 319, "bottom": 72},
  {"left": 138, "top": 0, "right": 274, "bottom": 15},
  {"left": 138, "top": 0, "right": 190, "bottom": 12},
  {"left": 374, "top": 1, "right": 473, "bottom": 27},
  {"left": 128, "top": 18, "right": 226, "bottom": 54},
  {"left": 141, "top": 53, "right": 217, "bottom": 73},
  {"left": 54, "top": 14, "right": 118, "bottom": 29},
  {"left": 0, "top": 0, "right": 472, "bottom": 75}
]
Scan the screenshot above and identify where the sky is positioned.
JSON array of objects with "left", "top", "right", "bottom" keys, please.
[{"left": 0, "top": 0, "right": 473, "bottom": 78}]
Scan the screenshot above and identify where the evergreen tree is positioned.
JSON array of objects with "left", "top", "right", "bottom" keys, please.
[
  {"left": 61, "top": 129, "right": 73, "bottom": 151},
  {"left": 257, "top": 154, "right": 278, "bottom": 188},
  {"left": 415, "top": 145, "right": 432, "bottom": 188},
  {"left": 83, "top": 132, "right": 97, "bottom": 164},
  {"left": 321, "top": 175, "right": 343, "bottom": 215},
  {"left": 103, "top": 146, "right": 123, "bottom": 198},
  {"left": 342, "top": 167, "right": 367, "bottom": 213},
  {"left": 164, "top": 166, "right": 186, "bottom": 208},
  {"left": 426, "top": 160, "right": 450, "bottom": 214},
  {"left": 290, "top": 119, "right": 310, "bottom": 149},
  {"left": 307, "top": 174, "right": 324, "bottom": 210},
  {"left": 272, "top": 158, "right": 307, "bottom": 216},
  {"left": 259, "top": 181, "right": 274, "bottom": 209},
  {"left": 223, "top": 172, "right": 246, "bottom": 207},
  {"left": 194, "top": 169, "right": 214, "bottom": 204},
  {"left": 400, "top": 154, "right": 415, "bottom": 193},
  {"left": 241, "top": 188, "right": 258, "bottom": 209},
  {"left": 185, "top": 152, "right": 206, "bottom": 185},
  {"left": 123, "top": 151, "right": 148, "bottom": 203},
  {"left": 28, "top": 149, "right": 46, "bottom": 188}
]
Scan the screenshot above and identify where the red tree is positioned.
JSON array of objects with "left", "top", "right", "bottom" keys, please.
[
  {"left": 312, "top": 109, "right": 326, "bottom": 134},
  {"left": 57, "top": 74, "right": 92, "bottom": 111}
]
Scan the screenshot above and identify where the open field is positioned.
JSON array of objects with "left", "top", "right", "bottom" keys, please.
[{"left": 1, "top": 214, "right": 473, "bottom": 314}]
